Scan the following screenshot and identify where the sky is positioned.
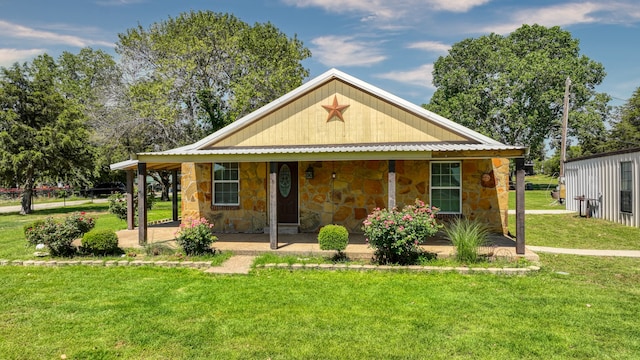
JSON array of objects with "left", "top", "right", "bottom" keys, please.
[{"left": 1, "top": 0, "right": 639, "bottom": 107}]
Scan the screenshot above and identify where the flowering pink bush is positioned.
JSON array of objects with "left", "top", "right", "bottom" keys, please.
[
  {"left": 175, "top": 217, "right": 217, "bottom": 255},
  {"left": 362, "top": 199, "right": 441, "bottom": 264}
]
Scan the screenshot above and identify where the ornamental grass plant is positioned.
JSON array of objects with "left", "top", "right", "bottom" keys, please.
[{"left": 444, "top": 217, "right": 490, "bottom": 263}]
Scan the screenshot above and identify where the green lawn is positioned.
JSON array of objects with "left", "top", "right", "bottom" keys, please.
[
  {"left": 509, "top": 213, "right": 640, "bottom": 250},
  {"left": 0, "top": 201, "right": 178, "bottom": 259},
  {"left": 1, "top": 255, "right": 639, "bottom": 359}
]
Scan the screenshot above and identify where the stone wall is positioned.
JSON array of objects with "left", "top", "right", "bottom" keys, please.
[
  {"left": 460, "top": 158, "right": 510, "bottom": 234},
  {"left": 181, "top": 158, "right": 509, "bottom": 235},
  {"left": 181, "top": 162, "right": 267, "bottom": 233},
  {"left": 299, "top": 160, "right": 388, "bottom": 233}
]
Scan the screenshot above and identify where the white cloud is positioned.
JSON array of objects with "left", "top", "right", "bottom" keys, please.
[
  {"left": 376, "top": 64, "right": 435, "bottom": 88},
  {"left": 430, "top": 0, "right": 491, "bottom": 12},
  {"left": 282, "top": 0, "right": 490, "bottom": 25},
  {"left": 311, "top": 36, "right": 386, "bottom": 67},
  {"left": 0, "top": 20, "right": 113, "bottom": 48},
  {"left": 407, "top": 41, "right": 450, "bottom": 54},
  {"left": 0, "top": 48, "right": 45, "bottom": 67},
  {"left": 482, "top": 2, "right": 640, "bottom": 34}
]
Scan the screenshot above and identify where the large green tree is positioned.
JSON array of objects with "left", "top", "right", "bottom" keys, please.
[
  {"left": 113, "top": 11, "right": 311, "bottom": 200},
  {"left": 0, "top": 54, "right": 95, "bottom": 214},
  {"left": 116, "top": 10, "right": 311, "bottom": 139},
  {"left": 425, "top": 24, "right": 608, "bottom": 159},
  {"left": 608, "top": 86, "right": 640, "bottom": 151}
]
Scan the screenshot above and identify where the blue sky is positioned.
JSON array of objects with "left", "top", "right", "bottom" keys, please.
[{"left": 1, "top": 0, "right": 639, "bottom": 107}]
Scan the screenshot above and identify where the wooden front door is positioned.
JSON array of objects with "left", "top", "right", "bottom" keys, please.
[{"left": 277, "top": 162, "right": 298, "bottom": 223}]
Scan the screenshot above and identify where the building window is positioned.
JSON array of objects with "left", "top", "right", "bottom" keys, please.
[
  {"left": 431, "top": 162, "right": 461, "bottom": 213},
  {"left": 620, "top": 161, "right": 633, "bottom": 214},
  {"left": 213, "top": 162, "right": 239, "bottom": 206}
]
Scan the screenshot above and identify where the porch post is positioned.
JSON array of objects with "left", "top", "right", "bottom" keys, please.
[
  {"left": 137, "top": 162, "right": 148, "bottom": 246},
  {"left": 269, "top": 162, "right": 278, "bottom": 249},
  {"left": 171, "top": 169, "right": 179, "bottom": 222},
  {"left": 126, "top": 169, "right": 135, "bottom": 230},
  {"left": 388, "top": 160, "right": 396, "bottom": 209},
  {"left": 515, "top": 158, "right": 526, "bottom": 254}
]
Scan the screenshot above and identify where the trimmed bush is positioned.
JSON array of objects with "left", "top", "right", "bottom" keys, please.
[
  {"left": 82, "top": 229, "right": 120, "bottom": 255},
  {"left": 318, "top": 225, "right": 349, "bottom": 253},
  {"left": 175, "top": 217, "right": 218, "bottom": 255},
  {"left": 444, "top": 218, "right": 490, "bottom": 263},
  {"left": 363, "top": 199, "right": 441, "bottom": 265}
]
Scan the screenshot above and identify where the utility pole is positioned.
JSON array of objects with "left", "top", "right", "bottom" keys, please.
[{"left": 558, "top": 77, "right": 571, "bottom": 203}]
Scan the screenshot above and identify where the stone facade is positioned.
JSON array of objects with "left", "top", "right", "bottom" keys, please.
[
  {"left": 181, "top": 158, "right": 510, "bottom": 235},
  {"left": 181, "top": 162, "right": 267, "bottom": 233},
  {"left": 299, "top": 160, "right": 388, "bottom": 233}
]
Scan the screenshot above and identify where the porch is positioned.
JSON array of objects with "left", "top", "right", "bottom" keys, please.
[{"left": 115, "top": 222, "right": 539, "bottom": 261}]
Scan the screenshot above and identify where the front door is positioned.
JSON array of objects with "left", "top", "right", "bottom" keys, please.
[{"left": 277, "top": 162, "right": 298, "bottom": 223}]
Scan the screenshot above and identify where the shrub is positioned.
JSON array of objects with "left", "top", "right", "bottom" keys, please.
[
  {"left": 24, "top": 212, "right": 96, "bottom": 257},
  {"left": 363, "top": 199, "right": 441, "bottom": 265},
  {"left": 65, "top": 212, "right": 96, "bottom": 236},
  {"left": 24, "top": 219, "right": 46, "bottom": 246},
  {"left": 444, "top": 218, "right": 490, "bottom": 263},
  {"left": 175, "top": 217, "right": 217, "bottom": 255},
  {"left": 318, "top": 224, "right": 349, "bottom": 254},
  {"left": 82, "top": 229, "right": 120, "bottom": 255},
  {"left": 108, "top": 190, "right": 156, "bottom": 222}
]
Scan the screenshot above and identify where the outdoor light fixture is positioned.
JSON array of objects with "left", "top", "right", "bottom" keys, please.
[
  {"left": 332, "top": 172, "right": 336, "bottom": 179},
  {"left": 305, "top": 166, "right": 314, "bottom": 179}
]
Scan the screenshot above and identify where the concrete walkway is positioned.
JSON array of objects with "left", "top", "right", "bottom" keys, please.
[
  {"left": 204, "top": 255, "right": 255, "bottom": 274},
  {"left": 526, "top": 246, "right": 640, "bottom": 258}
]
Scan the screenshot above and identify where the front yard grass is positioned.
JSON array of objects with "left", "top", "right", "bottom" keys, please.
[
  {"left": 1, "top": 254, "right": 639, "bottom": 359},
  {"left": 0, "top": 201, "right": 179, "bottom": 259},
  {"left": 509, "top": 213, "right": 640, "bottom": 250}
]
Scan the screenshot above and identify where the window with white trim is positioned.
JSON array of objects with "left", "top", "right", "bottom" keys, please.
[
  {"left": 431, "top": 162, "right": 462, "bottom": 213},
  {"left": 620, "top": 161, "right": 633, "bottom": 214},
  {"left": 213, "top": 162, "right": 239, "bottom": 206}
]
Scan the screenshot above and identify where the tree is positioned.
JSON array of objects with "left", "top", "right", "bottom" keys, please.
[
  {"left": 425, "top": 24, "right": 607, "bottom": 159},
  {"left": 608, "top": 86, "right": 640, "bottom": 151},
  {"left": 116, "top": 11, "right": 311, "bottom": 137},
  {"left": 114, "top": 11, "right": 311, "bottom": 200},
  {"left": 0, "top": 54, "right": 95, "bottom": 214}
]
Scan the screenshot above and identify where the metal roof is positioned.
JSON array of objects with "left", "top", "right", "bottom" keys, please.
[{"left": 142, "top": 142, "right": 524, "bottom": 156}]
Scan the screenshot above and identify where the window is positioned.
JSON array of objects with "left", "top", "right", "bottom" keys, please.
[
  {"left": 431, "top": 162, "right": 461, "bottom": 213},
  {"left": 213, "top": 162, "right": 239, "bottom": 206},
  {"left": 620, "top": 161, "right": 633, "bottom": 214}
]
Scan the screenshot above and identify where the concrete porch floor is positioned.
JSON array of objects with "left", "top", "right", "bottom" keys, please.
[{"left": 116, "top": 222, "right": 539, "bottom": 262}]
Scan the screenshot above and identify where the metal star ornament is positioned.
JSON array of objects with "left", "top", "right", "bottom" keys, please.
[{"left": 322, "top": 95, "right": 349, "bottom": 122}]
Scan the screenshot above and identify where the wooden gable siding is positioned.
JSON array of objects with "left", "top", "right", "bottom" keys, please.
[{"left": 208, "top": 79, "right": 468, "bottom": 148}]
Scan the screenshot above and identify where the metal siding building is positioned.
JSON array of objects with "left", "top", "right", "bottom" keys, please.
[{"left": 565, "top": 148, "right": 640, "bottom": 227}]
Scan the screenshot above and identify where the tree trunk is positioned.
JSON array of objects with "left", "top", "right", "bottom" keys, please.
[
  {"left": 20, "top": 172, "right": 35, "bottom": 215},
  {"left": 150, "top": 171, "right": 171, "bottom": 201}
]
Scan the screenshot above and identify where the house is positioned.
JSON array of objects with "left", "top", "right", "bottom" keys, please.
[
  {"left": 111, "top": 69, "right": 529, "bottom": 253},
  {"left": 565, "top": 148, "right": 639, "bottom": 227}
]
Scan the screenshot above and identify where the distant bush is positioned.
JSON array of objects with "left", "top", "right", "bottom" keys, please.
[
  {"left": 82, "top": 229, "right": 120, "bottom": 255},
  {"left": 24, "top": 212, "right": 96, "bottom": 257},
  {"left": 108, "top": 190, "right": 155, "bottom": 222},
  {"left": 175, "top": 217, "right": 217, "bottom": 255},
  {"left": 318, "top": 225, "right": 349, "bottom": 254},
  {"left": 444, "top": 218, "right": 489, "bottom": 263}
]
